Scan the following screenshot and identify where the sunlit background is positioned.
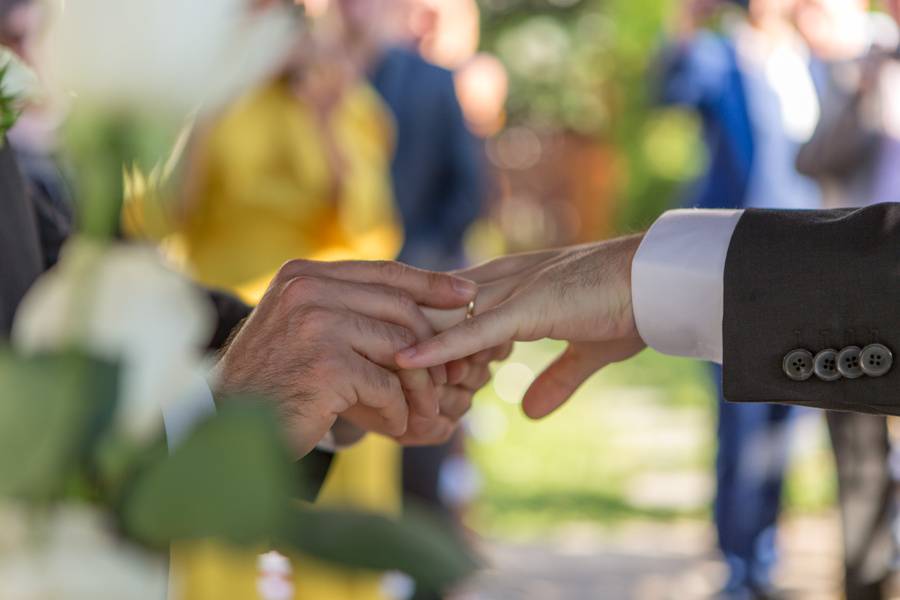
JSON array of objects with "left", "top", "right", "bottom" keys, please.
[
  {"left": 299, "top": 0, "right": 842, "bottom": 597},
  {"left": 293, "top": 0, "right": 844, "bottom": 598},
  {"left": 6, "top": 0, "right": 882, "bottom": 597}
]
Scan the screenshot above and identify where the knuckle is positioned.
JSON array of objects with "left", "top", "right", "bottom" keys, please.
[
  {"left": 282, "top": 276, "right": 320, "bottom": 305},
  {"left": 472, "top": 372, "right": 491, "bottom": 391},
  {"left": 394, "top": 326, "right": 417, "bottom": 349},
  {"left": 376, "top": 260, "right": 405, "bottom": 281},
  {"left": 329, "top": 388, "right": 356, "bottom": 413},
  {"left": 389, "top": 419, "right": 408, "bottom": 437},
  {"left": 276, "top": 259, "right": 309, "bottom": 282},
  {"left": 369, "top": 319, "right": 415, "bottom": 350},
  {"left": 394, "top": 289, "right": 418, "bottom": 317},
  {"left": 447, "top": 389, "right": 473, "bottom": 416},
  {"left": 369, "top": 370, "right": 402, "bottom": 401},
  {"left": 426, "top": 270, "right": 446, "bottom": 292},
  {"left": 435, "top": 424, "right": 455, "bottom": 445},
  {"left": 405, "top": 416, "right": 427, "bottom": 438},
  {"left": 459, "top": 393, "right": 474, "bottom": 415},
  {"left": 295, "top": 305, "right": 335, "bottom": 335}
]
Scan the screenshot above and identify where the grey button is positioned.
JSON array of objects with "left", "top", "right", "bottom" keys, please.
[
  {"left": 783, "top": 349, "right": 814, "bottom": 381},
  {"left": 860, "top": 343, "right": 893, "bottom": 377},
  {"left": 814, "top": 349, "right": 842, "bottom": 381},
  {"left": 837, "top": 346, "right": 864, "bottom": 379}
]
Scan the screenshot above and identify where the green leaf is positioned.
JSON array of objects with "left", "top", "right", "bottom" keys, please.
[
  {"left": 94, "top": 430, "right": 168, "bottom": 506},
  {"left": 278, "top": 505, "right": 479, "bottom": 593},
  {"left": 0, "top": 350, "right": 119, "bottom": 500},
  {"left": 123, "top": 402, "right": 294, "bottom": 548}
]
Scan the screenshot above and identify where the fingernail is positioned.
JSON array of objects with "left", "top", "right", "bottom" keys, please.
[{"left": 452, "top": 278, "right": 477, "bottom": 297}]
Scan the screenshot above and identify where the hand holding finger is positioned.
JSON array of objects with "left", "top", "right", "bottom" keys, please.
[
  {"left": 346, "top": 355, "right": 409, "bottom": 436},
  {"left": 345, "top": 313, "right": 418, "bottom": 369},
  {"left": 394, "top": 414, "right": 456, "bottom": 447},
  {"left": 397, "top": 303, "right": 521, "bottom": 369},
  {"left": 457, "top": 364, "right": 492, "bottom": 392},
  {"left": 276, "top": 259, "right": 477, "bottom": 308},
  {"left": 399, "top": 367, "right": 440, "bottom": 418}
]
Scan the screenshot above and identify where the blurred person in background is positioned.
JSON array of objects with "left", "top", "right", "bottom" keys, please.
[
  {"left": 795, "top": 1, "right": 900, "bottom": 597},
  {"left": 334, "top": 0, "right": 484, "bottom": 274},
  {"left": 333, "top": 0, "right": 486, "bottom": 586},
  {"left": 796, "top": 0, "right": 900, "bottom": 208},
  {"left": 171, "top": 13, "right": 405, "bottom": 600},
  {"left": 657, "top": 0, "right": 822, "bottom": 596}
]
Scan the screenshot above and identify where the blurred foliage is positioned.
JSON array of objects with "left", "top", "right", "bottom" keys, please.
[
  {"left": 0, "top": 350, "right": 118, "bottom": 501},
  {"left": 0, "top": 349, "right": 477, "bottom": 592},
  {"left": 467, "top": 341, "right": 836, "bottom": 534},
  {"left": 478, "top": 0, "right": 706, "bottom": 234},
  {"left": 64, "top": 109, "right": 180, "bottom": 240}
]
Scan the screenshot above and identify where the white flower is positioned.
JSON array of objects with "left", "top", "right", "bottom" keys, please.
[
  {"left": 42, "top": 0, "right": 294, "bottom": 119},
  {"left": 12, "top": 239, "right": 215, "bottom": 442},
  {"left": 0, "top": 503, "right": 167, "bottom": 600},
  {"left": 0, "top": 47, "right": 40, "bottom": 101}
]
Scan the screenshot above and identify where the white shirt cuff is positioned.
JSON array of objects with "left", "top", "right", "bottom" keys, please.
[
  {"left": 162, "top": 373, "right": 217, "bottom": 450},
  {"left": 631, "top": 209, "right": 744, "bottom": 363},
  {"left": 161, "top": 372, "right": 349, "bottom": 453}
]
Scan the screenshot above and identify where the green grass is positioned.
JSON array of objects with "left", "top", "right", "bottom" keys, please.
[{"left": 465, "top": 341, "right": 837, "bottom": 535}]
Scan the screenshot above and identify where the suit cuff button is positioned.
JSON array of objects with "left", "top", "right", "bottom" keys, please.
[
  {"left": 813, "top": 349, "right": 841, "bottom": 381},
  {"left": 783, "top": 349, "right": 814, "bottom": 381},
  {"left": 860, "top": 344, "right": 893, "bottom": 377},
  {"left": 836, "top": 346, "right": 864, "bottom": 379}
]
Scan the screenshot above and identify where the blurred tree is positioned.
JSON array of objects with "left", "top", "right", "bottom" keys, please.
[{"left": 478, "top": 0, "right": 706, "bottom": 234}]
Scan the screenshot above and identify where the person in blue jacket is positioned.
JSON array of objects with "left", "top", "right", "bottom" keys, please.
[{"left": 658, "top": 0, "right": 822, "bottom": 597}]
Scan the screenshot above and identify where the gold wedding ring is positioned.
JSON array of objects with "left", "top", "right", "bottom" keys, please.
[{"left": 466, "top": 298, "right": 476, "bottom": 320}]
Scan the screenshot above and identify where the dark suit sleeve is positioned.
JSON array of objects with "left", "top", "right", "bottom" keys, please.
[
  {"left": 722, "top": 203, "right": 900, "bottom": 414},
  {"left": 30, "top": 185, "right": 72, "bottom": 270},
  {"left": 204, "top": 288, "right": 253, "bottom": 352},
  {"left": 294, "top": 450, "right": 334, "bottom": 502}
]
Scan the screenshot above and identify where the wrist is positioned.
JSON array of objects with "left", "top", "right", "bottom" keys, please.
[{"left": 619, "top": 233, "right": 645, "bottom": 342}]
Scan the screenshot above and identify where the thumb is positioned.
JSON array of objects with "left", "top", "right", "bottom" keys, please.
[{"left": 522, "top": 343, "right": 610, "bottom": 420}]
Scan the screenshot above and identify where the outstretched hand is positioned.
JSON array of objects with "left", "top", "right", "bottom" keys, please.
[{"left": 399, "top": 235, "right": 647, "bottom": 420}]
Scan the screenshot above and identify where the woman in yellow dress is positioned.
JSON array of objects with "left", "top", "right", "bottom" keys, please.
[{"left": 170, "top": 30, "right": 405, "bottom": 600}]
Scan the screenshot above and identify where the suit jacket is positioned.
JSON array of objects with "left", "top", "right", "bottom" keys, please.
[
  {"left": 0, "top": 143, "right": 332, "bottom": 493},
  {"left": 723, "top": 203, "right": 900, "bottom": 414},
  {"left": 0, "top": 143, "right": 44, "bottom": 335},
  {"left": 0, "top": 139, "right": 251, "bottom": 348}
]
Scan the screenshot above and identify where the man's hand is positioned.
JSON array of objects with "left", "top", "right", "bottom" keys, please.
[
  {"left": 216, "top": 259, "right": 477, "bottom": 457},
  {"left": 397, "top": 235, "right": 646, "bottom": 420},
  {"left": 392, "top": 341, "right": 513, "bottom": 446}
]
